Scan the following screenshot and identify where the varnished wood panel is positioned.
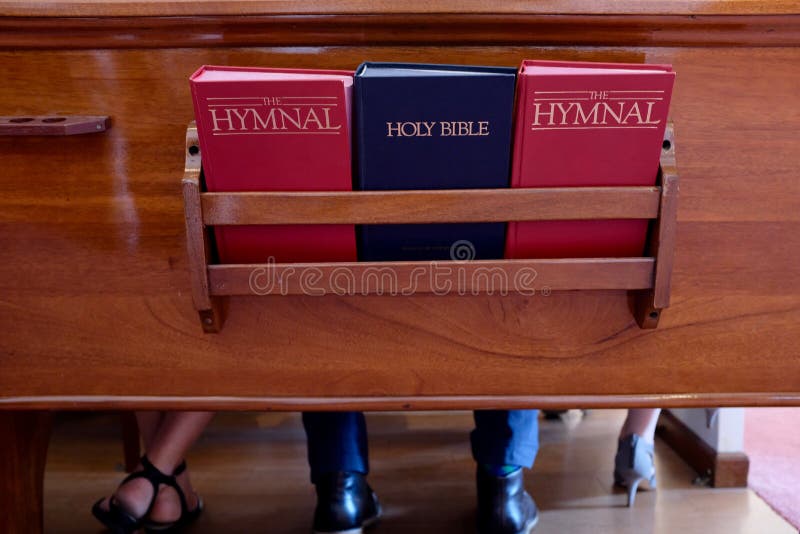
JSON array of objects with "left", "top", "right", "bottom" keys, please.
[
  {"left": 4, "top": 393, "right": 800, "bottom": 411},
  {"left": 1, "top": 45, "right": 800, "bottom": 408},
  {"left": 4, "top": 0, "right": 800, "bottom": 18},
  {"left": 2, "top": 292, "right": 800, "bottom": 402},
  {"left": 2, "top": 14, "right": 800, "bottom": 49}
]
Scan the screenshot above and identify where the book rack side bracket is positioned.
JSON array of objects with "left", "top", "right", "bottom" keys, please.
[
  {"left": 635, "top": 123, "right": 679, "bottom": 328},
  {"left": 183, "top": 123, "right": 225, "bottom": 333}
]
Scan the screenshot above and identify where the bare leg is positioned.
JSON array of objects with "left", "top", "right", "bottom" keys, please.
[
  {"left": 135, "top": 411, "right": 164, "bottom": 450},
  {"left": 145, "top": 412, "right": 213, "bottom": 473},
  {"left": 137, "top": 411, "right": 199, "bottom": 520},
  {"left": 619, "top": 408, "right": 661, "bottom": 444},
  {"left": 97, "top": 411, "right": 164, "bottom": 513},
  {"left": 616, "top": 409, "right": 661, "bottom": 506},
  {"left": 105, "top": 411, "right": 214, "bottom": 523}
]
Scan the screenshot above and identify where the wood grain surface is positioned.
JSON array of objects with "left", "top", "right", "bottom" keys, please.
[
  {"left": 1, "top": 37, "right": 800, "bottom": 408},
  {"left": 207, "top": 259, "right": 657, "bottom": 296},
  {"left": 200, "top": 188, "right": 662, "bottom": 225},
  {"left": 3, "top": 0, "right": 800, "bottom": 18},
  {"left": 3, "top": 14, "right": 800, "bottom": 49}
]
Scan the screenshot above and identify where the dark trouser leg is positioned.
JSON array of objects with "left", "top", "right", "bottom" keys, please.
[
  {"left": 471, "top": 410, "right": 539, "bottom": 468},
  {"left": 302, "top": 412, "right": 369, "bottom": 484}
]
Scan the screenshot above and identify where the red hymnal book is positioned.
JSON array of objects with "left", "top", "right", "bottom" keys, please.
[
  {"left": 190, "top": 65, "right": 356, "bottom": 263},
  {"left": 506, "top": 60, "right": 675, "bottom": 259}
]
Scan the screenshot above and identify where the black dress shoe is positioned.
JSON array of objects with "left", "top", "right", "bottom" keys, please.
[
  {"left": 313, "top": 471, "right": 381, "bottom": 534},
  {"left": 476, "top": 467, "right": 539, "bottom": 534}
]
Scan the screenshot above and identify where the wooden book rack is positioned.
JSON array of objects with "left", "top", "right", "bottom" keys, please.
[{"left": 182, "top": 122, "right": 678, "bottom": 333}]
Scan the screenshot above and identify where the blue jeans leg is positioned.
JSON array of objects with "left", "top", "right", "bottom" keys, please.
[
  {"left": 302, "top": 411, "right": 369, "bottom": 483},
  {"left": 470, "top": 410, "right": 539, "bottom": 468}
]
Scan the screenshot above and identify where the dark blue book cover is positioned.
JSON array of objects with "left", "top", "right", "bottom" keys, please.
[{"left": 354, "top": 62, "right": 517, "bottom": 261}]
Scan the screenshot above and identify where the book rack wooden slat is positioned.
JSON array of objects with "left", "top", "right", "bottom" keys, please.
[
  {"left": 207, "top": 258, "right": 656, "bottom": 296},
  {"left": 201, "top": 187, "right": 662, "bottom": 225},
  {"left": 182, "top": 122, "right": 679, "bottom": 333}
]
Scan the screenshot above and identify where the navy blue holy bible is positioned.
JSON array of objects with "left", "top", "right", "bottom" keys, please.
[{"left": 354, "top": 62, "right": 517, "bottom": 261}]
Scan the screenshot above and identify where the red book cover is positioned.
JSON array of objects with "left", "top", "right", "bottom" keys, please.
[
  {"left": 190, "top": 65, "right": 356, "bottom": 263},
  {"left": 506, "top": 60, "right": 675, "bottom": 259}
]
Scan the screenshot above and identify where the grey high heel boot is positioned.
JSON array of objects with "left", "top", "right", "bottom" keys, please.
[{"left": 614, "top": 434, "right": 656, "bottom": 507}]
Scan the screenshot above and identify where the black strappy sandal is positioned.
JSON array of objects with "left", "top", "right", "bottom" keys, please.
[
  {"left": 91, "top": 456, "right": 203, "bottom": 534},
  {"left": 150, "top": 460, "right": 204, "bottom": 532}
]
